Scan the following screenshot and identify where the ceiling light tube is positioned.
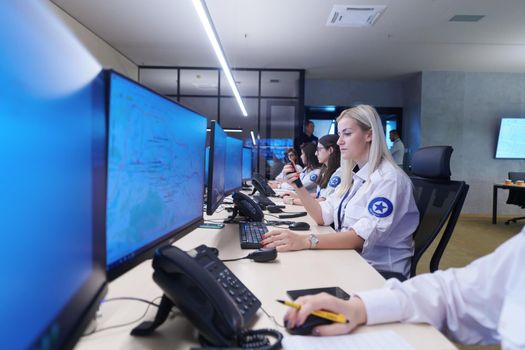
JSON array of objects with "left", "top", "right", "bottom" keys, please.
[
  {"left": 250, "top": 131, "right": 257, "bottom": 146},
  {"left": 192, "top": 0, "right": 248, "bottom": 117}
]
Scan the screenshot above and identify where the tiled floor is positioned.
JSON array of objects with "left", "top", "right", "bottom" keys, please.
[{"left": 415, "top": 215, "right": 523, "bottom": 350}]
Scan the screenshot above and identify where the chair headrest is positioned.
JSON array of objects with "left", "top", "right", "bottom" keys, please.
[{"left": 411, "top": 146, "right": 453, "bottom": 179}]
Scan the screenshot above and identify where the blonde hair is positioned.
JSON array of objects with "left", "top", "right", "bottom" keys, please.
[{"left": 336, "top": 105, "right": 398, "bottom": 195}]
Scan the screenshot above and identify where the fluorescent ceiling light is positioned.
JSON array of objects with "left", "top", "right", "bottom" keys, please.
[
  {"left": 206, "top": 128, "right": 243, "bottom": 133},
  {"left": 250, "top": 131, "right": 257, "bottom": 146},
  {"left": 192, "top": 0, "right": 248, "bottom": 117}
]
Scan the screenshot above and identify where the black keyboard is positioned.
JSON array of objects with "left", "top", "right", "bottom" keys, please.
[
  {"left": 253, "top": 195, "right": 276, "bottom": 207},
  {"left": 239, "top": 222, "right": 268, "bottom": 249}
]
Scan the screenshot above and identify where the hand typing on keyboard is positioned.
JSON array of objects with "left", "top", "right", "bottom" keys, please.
[{"left": 260, "top": 229, "right": 310, "bottom": 252}]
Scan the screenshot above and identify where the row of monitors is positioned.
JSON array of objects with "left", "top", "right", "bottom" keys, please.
[{"left": 3, "top": 69, "right": 253, "bottom": 349}]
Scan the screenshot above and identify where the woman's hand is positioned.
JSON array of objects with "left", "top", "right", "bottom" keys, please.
[
  {"left": 261, "top": 229, "right": 309, "bottom": 251},
  {"left": 282, "top": 164, "right": 300, "bottom": 188},
  {"left": 284, "top": 293, "right": 367, "bottom": 336}
]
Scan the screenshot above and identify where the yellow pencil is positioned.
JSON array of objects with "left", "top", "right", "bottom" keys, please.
[{"left": 277, "top": 299, "right": 349, "bottom": 323}]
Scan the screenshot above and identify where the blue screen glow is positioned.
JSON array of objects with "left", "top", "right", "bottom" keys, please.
[
  {"left": 242, "top": 147, "right": 253, "bottom": 180},
  {"left": 225, "top": 137, "right": 243, "bottom": 193},
  {"left": 495, "top": 118, "right": 525, "bottom": 159},
  {"left": 106, "top": 73, "right": 207, "bottom": 270}
]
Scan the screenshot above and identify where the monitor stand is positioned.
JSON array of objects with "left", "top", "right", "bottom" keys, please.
[
  {"left": 223, "top": 206, "right": 246, "bottom": 224},
  {"left": 130, "top": 295, "right": 173, "bottom": 336}
]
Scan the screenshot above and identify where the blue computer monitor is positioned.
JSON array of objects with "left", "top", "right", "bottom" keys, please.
[
  {"left": 242, "top": 147, "right": 253, "bottom": 181},
  {"left": 225, "top": 137, "right": 243, "bottom": 194},
  {"left": 106, "top": 71, "right": 207, "bottom": 281},
  {"left": 0, "top": 72, "right": 107, "bottom": 349},
  {"left": 495, "top": 118, "right": 525, "bottom": 159},
  {"left": 206, "top": 121, "right": 227, "bottom": 215}
]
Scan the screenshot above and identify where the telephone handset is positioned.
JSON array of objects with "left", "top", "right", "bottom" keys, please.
[
  {"left": 252, "top": 173, "right": 277, "bottom": 197},
  {"left": 131, "top": 244, "right": 263, "bottom": 347},
  {"left": 231, "top": 192, "right": 264, "bottom": 222}
]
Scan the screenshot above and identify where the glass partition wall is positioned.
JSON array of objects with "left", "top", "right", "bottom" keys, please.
[{"left": 139, "top": 67, "right": 305, "bottom": 177}]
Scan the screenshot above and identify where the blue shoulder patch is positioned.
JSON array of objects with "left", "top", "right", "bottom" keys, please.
[
  {"left": 368, "top": 197, "right": 393, "bottom": 218},
  {"left": 329, "top": 176, "right": 341, "bottom": 188},
  {"left": 310, "top": 173, "right": 318, "bottom": 182}
]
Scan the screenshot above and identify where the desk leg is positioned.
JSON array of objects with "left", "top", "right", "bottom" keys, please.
[{"left": 492, "top": 186, "right": 497, "bottom": 224}]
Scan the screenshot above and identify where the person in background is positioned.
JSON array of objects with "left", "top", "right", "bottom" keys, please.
[
  {"left": 294, "top": 120, "right": 318, "bottom": 165},
  {"left": 262, "top": 105, "right": 419, "bottom": 278},
  {"left": 270, "top": 148, "right": 303, "bottom": 188},
  {"left": 389, "top": 129, "right": 405, "bottom": 166},
  {"left": 280, "top": 142, "right": 320, "bottom": 194},
  {"left": 284, "top": 226, "right": 525, "bottom": 350},
  {"left": 283, "top": 134, "right": 341, "bottom": 205}
]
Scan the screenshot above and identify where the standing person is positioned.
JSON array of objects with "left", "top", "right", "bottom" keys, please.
[
  {"left": 284, "top": 226, "right": 525, "bottom": 350},
  {"left": 262, "top": 105, "right": 419, "bottom": 278},
  {"left": 389, "top": 129, "right": 405, "bottom": 166},
  {"left": 294, "top": 120, "right": 318, "bottom": 163}
]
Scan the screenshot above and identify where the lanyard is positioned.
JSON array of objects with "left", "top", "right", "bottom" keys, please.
[
  {"left": 337, "top": 180, "right": 365, "bottom": 231},
  {"left": 337, "top": 189, "right": 352, "bottom": 231}
]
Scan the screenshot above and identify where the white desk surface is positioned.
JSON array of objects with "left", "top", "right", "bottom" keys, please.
[{"left": 76, "top": 201, "right": 456, "bottom": 350}]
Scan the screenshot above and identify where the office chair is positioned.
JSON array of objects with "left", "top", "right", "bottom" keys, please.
[
  {"left": 504, "top": 171, "right": 525, "bottom": 225},
  {"left": 379, "top": 146, "right": 469, "bottom": 281}
]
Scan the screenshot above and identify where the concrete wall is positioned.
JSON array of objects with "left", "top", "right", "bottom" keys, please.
[
  {"left": 421, "top": 71, "right": 525, "bottom": 215},
  {"left": 305, "top": 79, "right": 403, "bottom": 107},
  {"left": 402, "top": 73, "right": 422, "bottom": 165},
  {"left": 45, "top": 1, "right": 138, "bottom": 80}
]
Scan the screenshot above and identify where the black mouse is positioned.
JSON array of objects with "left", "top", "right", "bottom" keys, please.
[
  {"left": 287, "top": 315, "right": 332, "bottom": 335},
  {"left": 288, "top": 222, "right": 310, "bottom": 231}
]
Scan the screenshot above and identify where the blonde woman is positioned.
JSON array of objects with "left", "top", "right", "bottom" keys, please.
[{"left": 262, "top": 105, "right": 419, "bottom": 278}]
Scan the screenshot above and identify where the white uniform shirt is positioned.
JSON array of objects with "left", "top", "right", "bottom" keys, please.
[
  {"left": 319, "top": 160, "right": 419, "bottom": 277},
  {"left": 275, "top": 164, "right": 303, "bottom": 181},
  {"left": 317, "top": 167, "right": 343, "bottom": 199},
  {"left": 279, "top": 166, "right": 316, "bottom": 192},
  {"left": 358, "top": 226, "right": 525, "bottom": 350},
  {"left": 390, "top": 138, "right": 405, "bottom": 165}
]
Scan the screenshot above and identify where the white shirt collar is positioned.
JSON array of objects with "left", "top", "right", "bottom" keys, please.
[{"left": 353, "top": 162, "right": 370, "bottom": 183}]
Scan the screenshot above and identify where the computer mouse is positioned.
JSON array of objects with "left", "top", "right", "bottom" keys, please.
[
  {"left": 287, "top": 315, "right": 332, "bottom": 335},
  {"left": 288, "top": 222, "right": 310, "bottom": 231}
]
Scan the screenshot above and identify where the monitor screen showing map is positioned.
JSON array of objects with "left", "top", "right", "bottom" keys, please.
[{"left": 106, "top": 71, "right": 207, "bottom": 280}]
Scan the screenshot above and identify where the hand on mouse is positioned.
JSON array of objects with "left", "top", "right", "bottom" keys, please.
[
  {"left": 260, "top": 229, "right": 309, "bottom": 251},
  {"left": 284, "top": 293, "right": 367, "bottom": 336}
]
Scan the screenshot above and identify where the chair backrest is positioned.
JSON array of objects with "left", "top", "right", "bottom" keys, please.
[
  {"left": 507, "top": 172, "right": 525, "bottom": 208},
  {"left": 409, "top": 146, "right": 469, "bottom": 277}
]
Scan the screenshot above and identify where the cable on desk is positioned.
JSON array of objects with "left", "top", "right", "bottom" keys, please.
[
  {"left": 82, "top": 296, "right": 163, "bottom": 336},
  {"left": 260, "top": 305, "right": 284, "bottom": 328},
  {"left": 103, "top": 296, "right": 160, "bottom": 307}
]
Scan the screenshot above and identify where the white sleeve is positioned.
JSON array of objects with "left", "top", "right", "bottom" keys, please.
[
  {"left": 319, "top": 193, "right": 338, "bottom": 226},
  {"left": 357, "top": 232, "right": 525, "bottom": 345},
  {"left": 350, "top": 177, "right": 399, "bottom": 248}
]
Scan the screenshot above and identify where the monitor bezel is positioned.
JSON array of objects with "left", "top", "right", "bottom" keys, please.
[
  {"left": 106, "top": 70, "right": 206, "bottom": 281},
  {"left": 29, "top": 71, "right": 108, "bottom": 350},
  {"left": 206, "top": 120, "right": 227, "bottom": 216}
]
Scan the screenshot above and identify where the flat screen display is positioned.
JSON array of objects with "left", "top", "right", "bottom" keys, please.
[
  {"left": 225, "top": 137, "right": 243, "bottom": 194},
  {"left": 106, "top": 72, "right": 207, "bottom": 280},
  {"left": 495, "top": 118, "right": 525, "bottom": 159}
]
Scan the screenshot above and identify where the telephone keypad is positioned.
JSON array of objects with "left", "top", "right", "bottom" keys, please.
[{"left": 196, "top": 246, "right": 261, "bottom": 324}]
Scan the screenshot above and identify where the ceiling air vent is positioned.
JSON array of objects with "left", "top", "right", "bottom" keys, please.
[
  {"left": 449, "top": 15, "right": 485, "bottom": 22},
  {"left": 326, "top": 5, "right": 386, "bottom": 27}
]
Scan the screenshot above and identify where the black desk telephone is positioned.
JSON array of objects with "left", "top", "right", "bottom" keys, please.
[
  {"left": 251, "top": 173, "right": 277, "bottom": 197},
  {"left": 131, "top": 245, "right": 282, "bottom": 348}
]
